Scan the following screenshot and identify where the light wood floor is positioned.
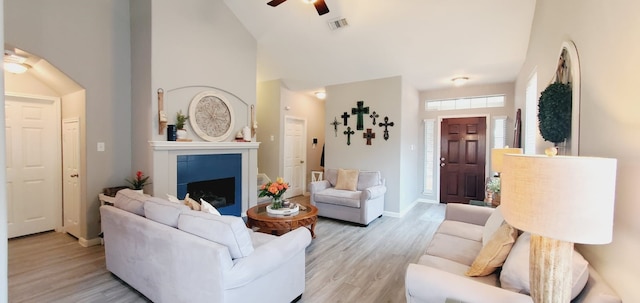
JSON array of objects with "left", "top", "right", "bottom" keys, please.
[{"left": 9, "top": 198, "right": 445, "bottom": 303}]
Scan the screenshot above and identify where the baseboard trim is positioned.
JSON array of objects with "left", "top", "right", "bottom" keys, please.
[
  {"left": 78, "top": 237, "right": 102, "bottom": 247},
  {"left": 383, "top": 198, "right": 439, "bottom": 218}
]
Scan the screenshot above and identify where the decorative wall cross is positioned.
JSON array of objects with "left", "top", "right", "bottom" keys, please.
[
  {"left": 369, "top": 111, "right": 379, "bottom": 125},
  {"left": 329, "top": 117, "right": 341, "bottom": 137},
  {"left": 344, "top": 126, "right": 355, "bottom": 145},
  {"left": 351, "top": 101, "right": 369, "bottom": 130},
  {"left": 341, "top": 112, "right": 351, "bottom": 126},
  {"left": 378, "top": 116, "right": 395, "bottom": 141},
  {"left": 363, "top": 128, "right": 376, "bottom": 145}
]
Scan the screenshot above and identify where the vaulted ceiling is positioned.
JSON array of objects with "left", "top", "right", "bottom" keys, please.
[{"left": 224, "top": 0, "right": 536, "bottom": 94}]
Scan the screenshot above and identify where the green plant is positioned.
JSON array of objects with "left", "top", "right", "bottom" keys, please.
[
  {"left": 486, "top": 177, "right": 500, "bottom": 193},
  {"left": 126, "top": 171, "right": 151, "bottom": 190},
  {"left": 175, "top": 110, "right": 189, "bottom": 130},
  {"left": 538, "top": 82, "right": 572, "bottom": 144}
]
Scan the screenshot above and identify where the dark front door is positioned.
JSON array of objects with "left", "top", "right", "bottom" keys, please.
[{"left": 440, "top": 117, "right": 486, "bottom": 203}]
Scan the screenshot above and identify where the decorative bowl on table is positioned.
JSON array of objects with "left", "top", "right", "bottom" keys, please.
[{"left": 266, "top": 203, "right": 300, "bottom": 215}]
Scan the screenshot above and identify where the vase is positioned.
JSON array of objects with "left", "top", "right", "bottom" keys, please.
[
  {"left": 271, "top": 196, "right": 283, "bottom": 209},
  {"left": 133, "top": 189, "right": 144, "bottom": 195},
  {"left": 177, "top": 129, "right": 188, "bottom": 140}
]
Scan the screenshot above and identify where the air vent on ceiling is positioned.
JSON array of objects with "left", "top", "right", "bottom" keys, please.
[{"left": 328, "top": 18, "right": 349, "bottom": 30}]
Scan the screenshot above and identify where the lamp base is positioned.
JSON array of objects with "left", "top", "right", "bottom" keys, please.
[{"left": 530, "top": 234, "right": 574, "bottom": 303}]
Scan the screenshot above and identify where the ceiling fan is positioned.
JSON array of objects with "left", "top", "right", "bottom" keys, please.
[{"left": 267, "top": 0, "right": 330, "bottom": 16}]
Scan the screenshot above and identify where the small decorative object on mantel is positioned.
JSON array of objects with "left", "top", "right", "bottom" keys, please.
[
  {"left": 341, "top": 111, "right": 351, "bottom": 126},
  {"left": 175, "top": 110, "right": 189, "bottom": 141},
  {"left": 343, "top": 126, "right": 355, "bottom": 145},
  {"left": 378, "top": 116, "right": 395, "bottom": 140},
  {"left": 125, "top": 171, "right": 151, "bottom": 193},
  {"left": 351, "top": 101, "right": 369, "bottom": 130},
  {"left": 363, "top": 128, "right": 376, "bottom": 145},
  {"left": 258, "top": 177, "right": 289, "bottom": 210},
  {"left": 369, "top": 111, "right": 379, "bottom": 125},
  {"left": 189, "top": 91, "right": 235, "bottom": 142},
  {"left": 157, "top": 88, "right": 167, "bottom": 135}
]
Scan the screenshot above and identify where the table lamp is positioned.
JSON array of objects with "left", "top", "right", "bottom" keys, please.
[
  {"left": 500, "top": 152, "right": 617, "bottom": 303},
  {"left": 491, "top": 147, "right": 523, "bottom": 175}
]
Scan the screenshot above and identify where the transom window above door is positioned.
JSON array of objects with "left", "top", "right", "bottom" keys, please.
[{"left": 425, "top": 95, "right": 505, "bottom": 111}]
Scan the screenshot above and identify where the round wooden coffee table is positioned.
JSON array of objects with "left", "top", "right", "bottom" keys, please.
[{"left": 246, "top": 202, "right": 318, "bottom": 238}]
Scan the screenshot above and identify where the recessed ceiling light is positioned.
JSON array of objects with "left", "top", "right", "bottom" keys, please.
[
  {"left": 4, "top": 62, "right": 31, "bottom": 74},
  {"left": 314, "top": 91, "right": 326, "bottom": 100},
  {"left": 303, "top": 0, "right": 317, "bottom": 3},
  {"left": 452, "top": 77, "right": 469, "bottom": 86}
]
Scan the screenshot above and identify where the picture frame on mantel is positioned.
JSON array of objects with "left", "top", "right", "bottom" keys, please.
[{"left": 188, "top": 91, "right": 235, "bottom": 142}]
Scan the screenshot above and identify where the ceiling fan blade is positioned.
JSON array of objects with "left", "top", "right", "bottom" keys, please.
[
  {"left": 314, "top": 0, "right": 330, "bottom": 15},
  {"left": 267, "top": 0, "right": 287, "bottom": 7}
]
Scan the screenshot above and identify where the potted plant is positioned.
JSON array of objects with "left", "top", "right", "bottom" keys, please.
[
  {"left": 485, "top": 177, "right": 501, "bottom": 207},
  {"left": 175, "top": 110, "right": 189, "bottom": 140},
  {"left": 258, "top": 177, "right": 289, "bottom": 209},
  {"left": 538, "top": 82, "right": 572, "bottom": 146},
  {"left": 126, "top": 170, "right": 151, "bottom": 194}
]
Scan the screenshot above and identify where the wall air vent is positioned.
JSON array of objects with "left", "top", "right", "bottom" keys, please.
[{"left": 328, "top": 18, "right": 349, "bottom": 30}]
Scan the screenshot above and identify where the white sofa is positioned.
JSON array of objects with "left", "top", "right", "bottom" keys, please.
[
  {"left": 100, "top": 189, "right": 312, "bottom": 303},
  {"left": 405, "top": 203, "right": 621, "bottom": 303},
  {"left": 309, "top": 168, "right": 386, "bottom": 226}
]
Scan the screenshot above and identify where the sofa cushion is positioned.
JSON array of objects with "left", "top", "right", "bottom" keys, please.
[
  {"left": 426, "top": 233, "right": 482, "bottom": 266},
  {"left": 144, "top": 197, "right": 190, "bottom": 227},
  {"left": 335, "top": 168, "right": 359, "bottom": 191},
  {"left": 500, "top": 232, "right": 589, "bottom": 300},
  {"left": 482, "top": 206, "right": 505, "bottom": 246},
  {"left": 114, "top": 188, "right": 148, "bottom": 216},
  {"left": 466, "top": 223, "right": 518, "bottom": 276},
  {"left": 314, "top": 188, "right": 361, "bottom": 208},
  {"left": 178, "top": 211, "right": 254, "bottom": 259},
  {"left": 357, "top": 171, "right": 381, "bottom": 190},
  {"left": 418, "top": 255, "right": 499, "bottom": 287},
  {"left": 325, "top": 168, "right": 338, "bottom": 187},
  {"left": 437, "top": 220, "right": 484, "bottom": 242}
]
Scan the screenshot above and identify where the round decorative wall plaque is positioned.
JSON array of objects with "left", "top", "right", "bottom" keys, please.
[{"left": 188, "top": 91, "right": 235, "bottom": 142}]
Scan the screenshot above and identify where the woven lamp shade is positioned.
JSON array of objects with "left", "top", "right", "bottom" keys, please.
[
  {"left": 491, "top": 148, "right": 523, "bottom": 173},
  {"left": 500, "top": 154, "right": 617, "bottom": 244}
]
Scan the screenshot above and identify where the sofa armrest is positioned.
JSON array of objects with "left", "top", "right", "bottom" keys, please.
[
  {"left": 224, "top": 227, "right": 312, "bottom": 289},
  {"left": 362, "top": 184, "right": 387, "bottom": 201},
  {"left": 444, "top": 203, "right": 494, "bottom": 226},
  {"left": 406, "top": 264, "right": 533, "bottom": 303},
  {"left": 309, "top": 180, "right": 331, "bottom": 194}
]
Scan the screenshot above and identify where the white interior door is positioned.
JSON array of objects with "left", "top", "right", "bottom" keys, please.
[
  {"left": 62, "top": 118, "right": 81, "bottom": 238},
  {"left": 283, "top": 116, "right": 306, "bottom": 198},
  {"left": 5, "top": 95, "right": 61, "bottom": 238}
]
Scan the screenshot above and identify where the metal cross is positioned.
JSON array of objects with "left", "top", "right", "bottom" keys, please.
[
  {"left": 341, "top": 112, "right": 351, "bottom": 126},
  {"left": 378, "top": 116, "right": 395, "bottom": 141},
  {"left": 343, "top": 126, "right": 355, "bottom": 145},
  {"left": 329, "top": 117, "right": 341, "bottom": 137},
  {"left": 363, "top": 128, "right": 376, "bottom": 145},
  {"left": 351, "top": 101, "right": 370, "bottom": 130},
  {"left": 369, "top": 111, "right": 379, "bottom": 125}
]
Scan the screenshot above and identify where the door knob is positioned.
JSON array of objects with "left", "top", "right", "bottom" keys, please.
[
  {"left": 440, "top": 163, "right": 445, "bottom": 167},
  {"left": 440, "top": 157, "right": 445, "bottom": 161},
  {"left": 300, "top": 160, "right": 305, "bottom": 164},
  {"left": 70, "top": 173, "right": 79, "bottom": 178}
]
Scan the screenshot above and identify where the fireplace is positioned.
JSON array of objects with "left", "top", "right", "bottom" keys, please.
[
  {"left": 177, "top": 154, "right": 241, "bottom": 216},
  {"left": 186, "top": 177, "right": 235, "bottom": 209},
  {"left": 149, "top": 141, "right": 260, "bottom": 217}
]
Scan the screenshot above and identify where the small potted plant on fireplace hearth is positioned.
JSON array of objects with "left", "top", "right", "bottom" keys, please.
[{"left": 175, "top": 110, "right": 189, "bottom": 140}]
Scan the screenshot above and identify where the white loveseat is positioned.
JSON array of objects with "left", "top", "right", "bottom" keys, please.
[
  {"left": 309, "top": 168, "right": 386, "bottom": 226},
  {"left": 405, "top": 203, "right": 621, "bottom": 303},
  {"left": 100, "top": 189, "right": 312, "bottom": 303}
]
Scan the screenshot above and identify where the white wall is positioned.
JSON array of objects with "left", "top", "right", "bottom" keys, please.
[
  {"left": 399, "top": 82, "right": 421, "bottom": 212},
  {"left": 326, "top": 76, "right": 406, "bottom": 214},
  {"left": 5, "top": 0, "right": 132, "bottom": 240},
  {"left": 514, "top": 1, "right": 640, "bottom": 301},
  {"left": 0, "top": 1, "right": 7, "bottom": 301},
  {"left": 256, "top": 80, "right": 282, "bottom": 181}
]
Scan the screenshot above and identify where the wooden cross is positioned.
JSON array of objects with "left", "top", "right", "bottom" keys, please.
[
  {"left": 378, "top": 116, "right": 395, "bottom": 141},
  {"left": 351, "top": 101, "right": 369, "bottom": 130},
  {"left": 363, "top": 128, "right": 376, "bottom": 145},
  {"left": 343, "top": 126, "right": 355, "bottom": 145},
  {"left": 329, "top": 117, "right": 342, "bottom": 137},
  {"left": 369, "top": 111, "right": 379, "bottom": 125},
  {"left": 341, "top": 112, "right": 351, "bottom": 126}
]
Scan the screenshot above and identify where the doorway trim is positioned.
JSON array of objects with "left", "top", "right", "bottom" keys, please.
[{"left": 435, "top": 113, "right": 490, "bottom": 203}]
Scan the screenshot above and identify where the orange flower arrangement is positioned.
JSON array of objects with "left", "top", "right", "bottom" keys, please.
[{"left": 259, "top": 177, "right": 289, "bottom": 209}]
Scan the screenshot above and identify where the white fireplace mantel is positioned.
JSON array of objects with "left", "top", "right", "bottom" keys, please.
[{"left": 149, "top": 141, "right": 260, "bottom": 215}]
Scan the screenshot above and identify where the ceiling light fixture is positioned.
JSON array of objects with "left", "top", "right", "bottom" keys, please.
[
  {"left": 302, "top": 0, "right": 317, "bottom": 3},
  {"left": 314, "top": 91, "right": 326, "bottom": 100},
  {"left": 4, "top": 50, "right": 31, "bottom": 74},
  {"left": 451, "top": 76, "right": 469, "bottom": 86}
]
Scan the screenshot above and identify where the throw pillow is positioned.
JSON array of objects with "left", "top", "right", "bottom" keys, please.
[
  {"left": 482, "top": 206, "right": 505, "bottom": 246},
  {"left": 500, "top": 232, "right": 590, "bottom": 300},
  {"left": 466, "top": 222, "right": 518, "bottom": 277},
  {"left": 200, "top": 198, "right": 221, "bottom": 216},
  {"left": 166, "top": 194, "right": 181, "bottom": 204},
  {"left": 335, "top": 168, "right": 359, "bottom": 191}
]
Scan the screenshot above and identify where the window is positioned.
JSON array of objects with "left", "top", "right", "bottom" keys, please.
[
  {"left": 492, "top": 116, "right": 507, "bottom": 148},
  {"left": 425, "top": 95, "right": 505, "bottom": 111},
  {"left": 524, "top": 72, "right": 538, "bottom": 154},
  {"left": 423, "top": 119, "right": 435, "bottom": 195}
]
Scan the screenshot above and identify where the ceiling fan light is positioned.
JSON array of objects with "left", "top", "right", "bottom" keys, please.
[
  {"left": 452, "top": 77, "right": 469, "bottom": 86},
  {"left": 4, "top": 62, "right": 30, "bottom": 74},
  {"left": 314, "top": 91, "right": 326, "bottom": 100}
]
